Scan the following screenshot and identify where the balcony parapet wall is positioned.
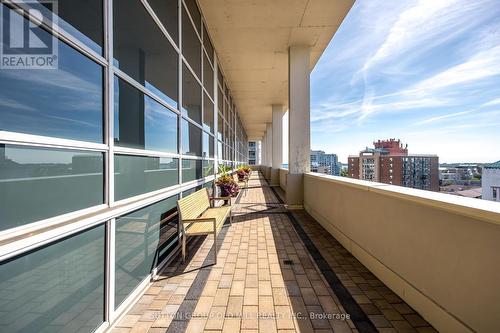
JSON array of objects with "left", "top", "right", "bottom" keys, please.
[{"left": 303, "top": 172, "right": 500, "bottom": 333}]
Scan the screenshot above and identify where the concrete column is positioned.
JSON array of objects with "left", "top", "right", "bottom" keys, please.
[
  {"left": 286, "top": 46, "right": 310, "bottom": 206},
  {"left": 271, "top": 105, "right": 284, "bottom": 185},
  {"left": 261, "top": 136, "right": 266, "bottom": 167},
  {"left": 265, "top": 123, "right": 272, "bottom": 180}
]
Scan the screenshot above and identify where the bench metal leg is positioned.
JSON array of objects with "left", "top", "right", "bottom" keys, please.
[
  {"left": 213, "top": 231, "right": 217, "bottom": 265},
  {"left": 182, "top": 233, "right": 186, "bottom": 263}
]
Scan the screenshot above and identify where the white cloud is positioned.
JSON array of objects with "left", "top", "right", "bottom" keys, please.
[
  {"left": 412, "top": 45, "right": 500, "bottom": 92},
  {"left": 0, "top": 97, "right": 35, "bottom": 111},
  {"left": 482, "top": 97, "right": 500, "bottom": 107},
  {"left": 414, "top": 110, "right": 474, "bottom": 125},
  {"left": 363, "top": 0, "right": 489, "bottom": 70}
]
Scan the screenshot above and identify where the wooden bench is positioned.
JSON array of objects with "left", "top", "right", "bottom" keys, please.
[{"left": 177, "top": 189, "right": 232, "bottom": 264}]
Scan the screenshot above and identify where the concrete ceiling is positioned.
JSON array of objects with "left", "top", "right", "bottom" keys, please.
[{"left": 198, "top": 0, "right": 354, "bottom": 140}]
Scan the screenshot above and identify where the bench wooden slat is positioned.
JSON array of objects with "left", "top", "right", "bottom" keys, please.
[{"left": 177, "top": 188, "right": 210, "bottom": 220}]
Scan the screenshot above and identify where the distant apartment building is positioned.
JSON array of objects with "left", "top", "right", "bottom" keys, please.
[
  {"left": 310, "top": 150, "right": 340, "bottom": 176},
  {"left": 311, "top": 164, "right": 330, "bottom": 174},
  {"left": 248, "top": 141, "right": 260, "bottom": 165},
  {"left": 439, "top": 165, "right": 479, "bottom": 182},
  {"left": 482, "top": 161, "right": 500, "bottom": 202},
  {"left": 348, "top": 139, "right": 439, "bottom": 191}
]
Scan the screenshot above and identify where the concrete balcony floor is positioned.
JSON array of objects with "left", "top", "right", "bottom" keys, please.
[{"left": 112, "top": 173, "right": 436, "bottom": 333}]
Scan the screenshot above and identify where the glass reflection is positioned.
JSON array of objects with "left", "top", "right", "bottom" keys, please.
[
  {"left": 203, "top": 160, "right": 214, "bottom": 178},
  {"left": 147, "top": 0, "right": 178, "bottom": 45},
  {"left": 182, "top": 7, "right": 201, "bottom": 76},
  {"left": 114, "top": 155, "right": 178, "bottom": 201},
  {"left": 0, "top": 224, "right": 105, "bottom": 332},
  {"left": 184, "top": 0, "right": 201, "bottom": 33},
  {"left": 203, "top": 54, "right": 214, "bottom": 98},
  {"left": 203, "top": 132, "right": 214, "bottom": 158},
  {"left": 181, "top": 120, "right": 202, "bottom": 157},
  {"left": 114, "top": 0, "right": 178, "bottom": 107},
  {"left": 182, "top": 159, "right": 202, "bottom": 183},
  {"left": 0, "top": 145, "right": 104, "bottom": 231},
  {"left": 115, "top": 196, "right": 178, "bottom": 308},
  {"left": 114, "top": 77, "right": 178, "bottom": 153},
  {"left": 203, "top": 92, "right": 214, "bottom": 133},
  {"left": 0, "top": 4, "right": 103, "bottom": 143},
  {"left": 182, "top": 63, "right": 202, "bottom": 124},
  {"left": 203, "top": 24, "right": 214, "bottom": 64},
  {"left": 21, "top": 0, "right": 104, "bottom": 54}
]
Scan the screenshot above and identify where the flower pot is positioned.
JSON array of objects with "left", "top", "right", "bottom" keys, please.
[{"left": 219, "top": 185, "right": 231, "bottom": 197}]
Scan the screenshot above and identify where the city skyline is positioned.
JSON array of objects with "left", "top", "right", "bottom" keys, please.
[{"left": 309, "top": 0, "right": 500, "bottom": 164}]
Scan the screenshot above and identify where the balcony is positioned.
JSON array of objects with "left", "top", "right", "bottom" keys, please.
[
  {"left": 112, "top": 172, "right": 438, "bottom": 332},
  {"left": 2, "top": 1, "right": 499, "bottom": 332},
  {"left": 110, "top": 169, "right": 500, "bottom": 333}
]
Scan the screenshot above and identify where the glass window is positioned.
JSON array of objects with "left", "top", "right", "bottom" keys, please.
[
  {"left": 203, "top": 93, "right": 214, "bottom": 133},
  {"left": 218, "top": 141, "right": 223, "bottom": 160},
  {"left": 181, "top": 7, "right": 201, "bottom": 77},
  {"left": 182, "top": 63, "right": 202, "bottom": 124},
  {"left": 115, "top": 196, "right": 178, "bottom": 307},
  {"left": 184, "top": 0, "right": 201, "bottom": 33},
  {"left": 203, "top": 160, "right": 214, "bottom": 178},
  {"left": 203, "top": 23, "right": 214, "bottom": 64},
  {"left": 182, "top": 159, "right": 202, "bottom": 183},
  {"left": 114, "top": 0, "right": 178, "bottom": 107},
  {"left": 223, "top": 122, "right": 228, "bottom": 144},
  {"left": 114, "top": 77, "right": 178, "bottom": 153},
  {"left": 147, "top": 0, "right": 178, "bottom": 45},
  {"left": 0, "top": 224, "right": 105, "bottom": 332},
  {"left": 203, "top": 132, "right": 214, "bottom": 158},
  {"left": 115, "top": 155, "right": 179, "bottom": 201},
  {"left": 182, "top": 187, "right": 196, "bottom": 196},
  {"left": 0, "top": 9, "right": 103, "bottom": 143},
  {"left": 218, "top": 87, "right": 223, "bottom": 114},
  {"left": 203, "top": 180, "right": 214, "bottom": 196},
  {"left": 218, "top": 65, "right": 223, "bottom": 87},
  {"left": 224, "top": 100, "right": 229, "bottom": 120},
  {"left": 0, "top": 145, "right": 103, "bottom": 232},
  {"left": 181, "top": 120, "right": 202, "bottom": 156},
  {"left": 203, "top": 54, "right": 214, "bottom": 98},
  {"left": 217, "top": 113, "right": 223, "bottom": 140},
  {"left": 21, "top": 0, "right": 104, "bottom": 54}
]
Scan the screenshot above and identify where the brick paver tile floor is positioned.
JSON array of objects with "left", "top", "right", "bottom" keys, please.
[{"left": 112, "top": 172, "right": 436, "bottom": 333}]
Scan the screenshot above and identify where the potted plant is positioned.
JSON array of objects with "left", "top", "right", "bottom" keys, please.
[
  {"left": 216, "top": 166, "right": 240, "bottom": 199},
  {"left": 243, "top": 165, "right": 252, "bottom": 176},
  {"left": 236, "top": 167, "right": 246, "bottom": 181}
]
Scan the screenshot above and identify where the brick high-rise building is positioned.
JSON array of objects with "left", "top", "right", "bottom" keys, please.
[
  {"left": 348, "top": 139, "right": 439, "bottom": 191},
  {"left": 374, "top": 138, "right": 408, "bottom": 155}
]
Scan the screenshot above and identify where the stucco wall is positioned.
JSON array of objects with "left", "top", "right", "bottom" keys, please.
[
  {"left": 279, "top": 168, "right": 288, "bottom": 191},
  {"left": 303, "top": 173, "right": 500, "bottom": 333}
]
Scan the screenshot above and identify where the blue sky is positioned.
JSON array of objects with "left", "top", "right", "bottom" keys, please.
[{"left": 308, "top": 0, "right": 500, "bottom": 164}]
